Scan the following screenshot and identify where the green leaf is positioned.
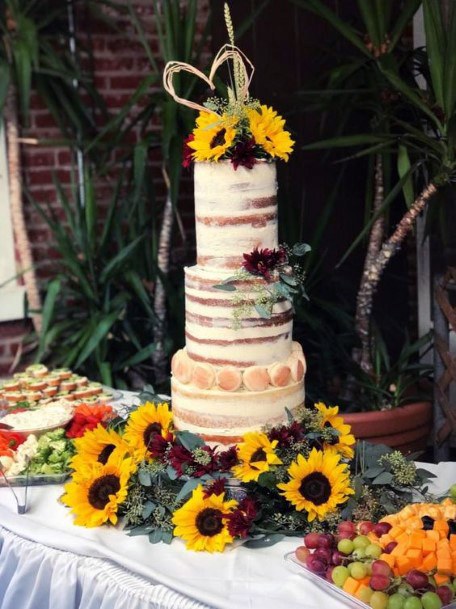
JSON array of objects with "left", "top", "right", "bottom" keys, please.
[
  {"left": 389, "top": 0, "right": 421, "bottom": 50},
  {"left": 254, "top": 303, "right": 272, "bottom": 318},
  {"left": 292, "top": 242, "right": 311, "bottom": 257},
  {"left": 176, "top": 430, "right": 204, "bottom": 451},
  {"left": 397, "top": 145, "right": 414, "bottom": 208},
  {"left": 363, "top": 466, "right": 385, "bottom": 479},
  {"left": 243, "top": 534, "right": 285, "bottom": 549},
  {"left": 37, "top": 278, "right": 61, "bottom": 360},
  {"left": 0, "top": 60, "right": 10, "bottom": 113},
  {"left": 142, "top": 501, "right": 156, "bottom": 519},
  {"left": 116, "top": 343, "right": 157, "bottom": 370},
  {"left": 303, "top": 134, "right": 388, "bottom": 151},
  {"left": 443, "top": 1, "right": 456, "bottom": 117},
  {"left": 415, "top": 468, "right": 437, "bottom": 479},
  {"left": 372, "top": 471, "right": 394, "bottom": 485},
  {"left": 138, "top": 469, "right": 152, "bottom": 486},
  {"left": 74, "top": 310, "right": 119, "bottom": 368},
  {"left": 213, "top": 283, "right": 237, "bottom": 291},
  {"left": 149, "top": 529, "right": 165, "bottom": 544},
  {"left": 423, "top": 0, "right": 445, "bottom": 111},
  {"left": 175, "top": 478, "right": 200, "bottom": 503},
  {"left": 280, "top": 273, "right": 298, "bottom": 287},
  {"left": 100, "top": 236, "right": 143, "bottom": 283},
  {"left": 290, "top": 0, "right": 371, "bottom": 58}
]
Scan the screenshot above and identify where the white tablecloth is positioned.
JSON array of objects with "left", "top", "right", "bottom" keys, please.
[{"left": 0, "top": 462, "right": 454, "bottom": 609}]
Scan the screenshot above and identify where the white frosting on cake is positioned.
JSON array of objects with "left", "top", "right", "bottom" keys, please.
[{"left": 194, "top": 161, "right": 278, "bottom": 270}]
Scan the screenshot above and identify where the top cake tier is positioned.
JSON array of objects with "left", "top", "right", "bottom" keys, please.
[{"left": 194, "top": 161, "right": 278, "bottom": 271}]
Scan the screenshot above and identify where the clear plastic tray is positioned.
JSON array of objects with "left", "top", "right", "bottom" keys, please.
[
  {"left": 0, "top": 472, "right": 69, "bottom": 487},
  {"left": 284, "top": 552, "right": 456, "bottom": 609}
]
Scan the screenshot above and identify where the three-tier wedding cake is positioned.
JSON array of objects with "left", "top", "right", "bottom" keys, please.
[{"left": 171, "top": 161, "right": 306, "bottom": 445}]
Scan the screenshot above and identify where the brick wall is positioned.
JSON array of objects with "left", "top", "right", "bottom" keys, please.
[{"left": 0, "top": 0, "right": 209, "bottom": 377}]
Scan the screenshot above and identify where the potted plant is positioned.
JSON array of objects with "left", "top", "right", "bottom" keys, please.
[{"left": 291, "top": 0, "right": 456, "bottom": 453}]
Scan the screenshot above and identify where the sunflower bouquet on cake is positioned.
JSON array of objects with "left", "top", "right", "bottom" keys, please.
[
  {"left": 164, "top": 3, "right": 294, "bottom": 170},
  {"left": 61, "top": 401, "right": 433, "bottom": 552}
]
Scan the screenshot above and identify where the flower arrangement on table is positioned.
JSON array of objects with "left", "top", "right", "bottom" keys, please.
[
  {"left": 61, "top": 400, "right": 434, "bottom": 552},
  {"left": 164, "top": 4, "right": 294, "bottom": 170}
]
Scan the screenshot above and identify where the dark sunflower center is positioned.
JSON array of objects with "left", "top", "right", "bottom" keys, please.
[
  {"left": 195, "top": 507, "right": 224, "bottom": 537},
  {"left": 97, "top": 443, "right": 116, "bottom": 464},
  {"left": 250, "top": 448, "right": 267, "bottom": 463},
  {"left": 299, "top": 472, "right": 331, "bottom": 505},
  {"left": 210, "top": 128, "right": 226, "bottom": 148},
  {"left": 88, "top": 474, "right": 121, "bottom": 510},
  {"left": 143, "top": 422, "right": 162, "bottom": 447}
]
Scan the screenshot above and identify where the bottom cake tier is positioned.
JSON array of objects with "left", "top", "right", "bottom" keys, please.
[{"left": 171, "top": 378, "right": 305, "bottom": 445}]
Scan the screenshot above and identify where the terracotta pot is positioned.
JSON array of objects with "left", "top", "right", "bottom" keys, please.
[{"left": 342, "top": 401, "right": 432, "bottom": 455}]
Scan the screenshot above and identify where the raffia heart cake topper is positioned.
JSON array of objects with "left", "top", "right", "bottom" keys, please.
[{"left": 163, "top": 3, "right": 294, "bottom": 170}]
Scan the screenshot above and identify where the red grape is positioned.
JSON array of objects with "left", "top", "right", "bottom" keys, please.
[
  {"left": 383, "top": 541, "right": 398, "bottom": 554},
  {"left": 358, "top": 520, "right": 375, "bottom": 535},
  {"left": 305, "top": 554, "right": 327, "bottom": 575},
  {"left": 373, "top": 522, "right": 392, "bottom": 537},
  {"left": 316, "top": 533, "right": 335, "bottom": 549},
  {"left": 369, "top": 574, "right": 390, "bottom": 591},
  {"left": 338, "top": 521, "right": 356, "bottom": 537},
  {"left": 405, "top": 569, "right": 430, "bottom": 590},
  {"left": 436, "top": 585, "right": 453, "bottom": 605},
  {"left": 303, "top": 532, "right": 321, "bottom": 549},
  {"left": 314, "top": 547, "right": 332, "bottom": 563},
  {"left": 295, "top": 546, "right": 310, "bottom": 563},
  {"left": 331, "top": 550, "right": 344, "bottom": 566},
  {"left": 371, "top": 560, "right": 392, "bottom": 577}
]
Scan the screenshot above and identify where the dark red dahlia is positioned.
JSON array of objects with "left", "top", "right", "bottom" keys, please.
[
  {"left": 242, "top": 246, "right": 287, "bottom": 280},
  {"left": 217, "top": 446, "right": 239, "bottom": 471},
  {"left": 226, "top": 497, "right": 258, "bottom": 538},
  {"left": 168, "top": 444, "right": 193, "bottom": 476},
  {"left": 148, "top": 432, "right": 172, "bottom": 460},
  {"left": 182, "top": 134, "right": 194, "bottom": 168},
  {"left": 268, "top": 421, "right": 304, "bottom": 448},
  {"left": 203, "top": 478, "right": 227, "bottom": 498},
  {"left": 230, "top": 137, "right": 257, "bottom": 170}
]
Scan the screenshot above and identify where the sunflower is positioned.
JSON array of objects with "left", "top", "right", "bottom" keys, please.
[
  {"left": 123, "top": 402, "right": 173, "bottom": 460},
  {"left": 246, "top": 104, "right": 294, "bottom": 161},
  {"left": 232, "top": 431, "right": 282, "bottom": 483},
  {"left": 315, "top": 402, "right": 356, "bottom": 459},
  {"left": 277, "top": 448, "right": 354, "bottom": 522},
  {"left": 172, "top": 485, "right": 237, "bottom": 552},
  {"left": 62, "top": 453, "right": 135, "bottom": 527},
  {"left": 70, "top": 424, "right": 130, "bottom": 471},
  {"left": 187, "top": 111, "right": 238, "bottom": 161}
]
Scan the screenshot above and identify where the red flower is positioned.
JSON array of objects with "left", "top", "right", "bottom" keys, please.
[
  {"left": 242, "top": 247, "right": 286, "bottom": 280},
  {"left": 268, "top": 421, "right": 304, "bottom": 448},
  {"left": 226, "top": 497, "right": 258, "bottom": 538},
  {"left": 149, "top": 432, "right": 172, "bottom": 460},
  {"left": 182, "top": 134, "right": 195, "bottom": 168},
  {"left": 217, "top": 446, "right": 238, "bottom": 471},
  {"left": 230, "top": 137, "right": 257, "bottom": 170},
  {"left": 203, "top": 478, "right": 226, "bottom": 498},
  {"left": 168, "top": 444, "right": 218, "bottom": 477}
]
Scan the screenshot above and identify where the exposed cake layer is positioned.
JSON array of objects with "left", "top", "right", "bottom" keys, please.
[
  {"left": 185, "top": 266, "right": 293, "bottom": 367},
  {"left": 172, "top": 377, "right": 305, "bottom": 445},
  {"left": 194, "top": 161, "right": 278, "bottom": 271},
  {"left": 171, "top": 342, "right": 306, "bottom": 391}
]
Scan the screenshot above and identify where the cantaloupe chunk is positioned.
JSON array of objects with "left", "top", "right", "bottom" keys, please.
[
  {"left": 422, "top": 553, "right": 437, "bottom": 571},
  {"left": 396, "top": 556, "right": 413, "bottom": 575},
  {"left": 434, "top": 572, "right": 450, "bottom": 586},
  {"left": 380, "top": 553, "right": 395, "bottom": 569},
  {"left": 422, "top": 538, "right": 436, "bottom": 555},
  {"left": 426, "top": 530, "right": 440, "bottom": 542},
  {"left": 343, "top": 577, "right": 360, "bottom": 596}
]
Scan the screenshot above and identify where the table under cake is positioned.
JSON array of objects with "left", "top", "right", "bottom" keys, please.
[{"left": 0, "top": 462, "right": 454, "bottom": 609}]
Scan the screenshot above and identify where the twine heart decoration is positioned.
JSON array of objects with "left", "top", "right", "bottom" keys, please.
[{"left": 163, "top": 44, "right": 254, "bottom": 114}]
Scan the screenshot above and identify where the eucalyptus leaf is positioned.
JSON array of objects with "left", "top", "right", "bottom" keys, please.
[
  {"left": 213, "top": 283, "right": 237, "bottom": 291},
  {"left": 142, "top": 501, "right": 156, "bottom": 519},
  {"left": 292, "top": 242, "right": 311, "bottom": 257},
  {"left": 175, "top": 478, "right": 200, "bottom": 503},
  {"left": 415, "top": 468, "right": 437, "bottom": 479},
  {"left": 149, "top": 529, "right": 164, "bottom": 544},
  {"left": 138, "top": 469, "right": 152, "bottom": 487},
  {"left": 176, "top": 430, "right": 204, "bottom": 451},
  {"left": 254, "top": 303, "right": 272, "bottom": 318},
  {"left": 243, "top": 534, "right": 285, "bottom": 549},
  {"left": 372, "top": 471, "right": 394, "bottom": 485},
  {"left": 363, "top": 466, "right": 385, "bottom": 479},
  {"left": 280, "top": 273, "right": 299, "bottom": 287}
]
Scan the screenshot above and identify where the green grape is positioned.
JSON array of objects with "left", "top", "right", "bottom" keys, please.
[
  {"left": 332, "top": 565, "right": 350, "bottom": 588},
  {"left": 350, "top": 562, "right": 368, "bottom": 580},
  {"left": 358, "top": 587, "right": 374, "bottom": 603},
  {"left": 403, "top": 597, "right": 423, "bottom": 609},
  {"left": 370, "top": 591, "right": 389, "bottom": 609},
  {"left": 420, "top": 592, "right": 442, "bottom": 609},
  {"left": 387, "top": 594, "right": 405, "bottom": 609},
  {"left": 352, "top": 548, "right": 367, "bottom": 560},
  {"left": 449, "top": 483, "right": 456, "bottom": 500},
  {"left": 353, "top": 535, "right": 370, "bottom": 549},
  {"left": 365, "top": 543, "right": 382, "bottom": 559},
  {"left": 337, "top": 539, "right": 354, "bottom": 555}
]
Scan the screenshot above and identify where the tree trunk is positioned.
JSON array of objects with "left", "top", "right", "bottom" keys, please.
[
  {"left": 4, "top": 87, "right": 42, "bottom": 333},
  {"left": 152, "top": 168, "right": 174, "bottom": 386},
  {"left": 354, "top": 181, "right": 437, "bottom": 371},
  {"left": 354, "top": 154, "right": 386, "bottom": 374}
]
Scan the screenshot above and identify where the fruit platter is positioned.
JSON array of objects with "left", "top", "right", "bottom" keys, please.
[{"left": 290, "top": 497, "right": 456, "bottom": 609}]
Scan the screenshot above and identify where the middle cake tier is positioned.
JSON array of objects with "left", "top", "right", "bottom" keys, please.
[{"left": 185, "top": 265, "right": 293, "bottom": 367}]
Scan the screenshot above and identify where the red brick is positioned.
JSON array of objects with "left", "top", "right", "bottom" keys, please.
[
  {"left": 0, "top": 321, "right": 30, "bottom": 339},
  {"left": 33, "top": 112, "right": 58, "bottom": 129}
]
